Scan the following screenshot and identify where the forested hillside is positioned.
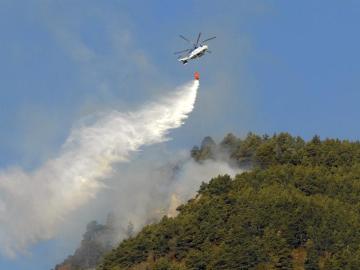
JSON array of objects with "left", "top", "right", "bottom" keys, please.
[{"left": 97, "top": 133, "right": 360, "bottom": 270}]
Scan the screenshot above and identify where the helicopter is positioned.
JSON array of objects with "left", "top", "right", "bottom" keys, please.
[{"left": 174, "top": 32, "right": 216, "bottom": 64}]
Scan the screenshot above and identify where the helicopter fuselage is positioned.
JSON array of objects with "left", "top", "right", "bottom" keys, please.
[{"left": 179, "top": 45, "right": 208, "bottom": 64}]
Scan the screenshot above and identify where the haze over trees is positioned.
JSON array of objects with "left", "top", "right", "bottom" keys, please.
[
  {"left": 54, "top": 213, "right": 118, "bottom": 270},
  {"left": 96, "top": 133, "right": 360, "bottom": 270}
]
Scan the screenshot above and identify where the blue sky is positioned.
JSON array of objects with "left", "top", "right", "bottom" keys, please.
[{"left": 1, "top": 1, "right": 360, "bottom": 269}]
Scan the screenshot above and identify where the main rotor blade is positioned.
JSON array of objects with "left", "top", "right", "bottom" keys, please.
[
  {"left": 179, "top": 35, "right": 192, "bottom": 44},
  {"left": 173, "top": 49, "right": 191, "bottom": 55},
  {"left": 201, "top": 36, "right": 216, "bottom": 43},
  {"left": 195, "top": 32, "right": 202, "bottom": 47}
]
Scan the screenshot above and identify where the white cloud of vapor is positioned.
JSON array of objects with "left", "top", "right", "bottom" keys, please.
[
  {"left": 51, "top": 146, "right": 241, "bottom": 267},
  {"left": 0, "top": 80, "right": 198, "bottom": 258}
]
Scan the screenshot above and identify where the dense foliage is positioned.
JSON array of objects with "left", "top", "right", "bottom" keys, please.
[{"left": 98, "top": 133, "right": 360, "bottom": 269}]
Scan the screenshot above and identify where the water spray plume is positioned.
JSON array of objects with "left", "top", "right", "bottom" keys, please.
[{"left": 0, "top": 80, "right": 199, "bottom": 257}]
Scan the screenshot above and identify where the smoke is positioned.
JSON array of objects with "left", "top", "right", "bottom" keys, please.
[
  {"left": 101, "top": 150, "right": 240, "bottom": 238},
  {"left": 0, "top": 80, "right": 199, "bottom": 258},
  {"left": 53, "top": 144, "right": 241, "bottom": 270}
]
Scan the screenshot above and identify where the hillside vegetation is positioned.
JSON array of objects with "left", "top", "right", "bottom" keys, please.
[{"left": 97, "top": 133, "right": 360, "bottom": 269}]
